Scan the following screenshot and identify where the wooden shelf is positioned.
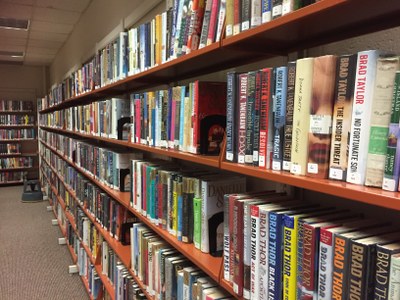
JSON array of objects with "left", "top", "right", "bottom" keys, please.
[
  {"left": 0, "top": 180, "right": 23, "bottom": 186},
  {"left": 40, "top": 126, "right": 220, "bottom": 168},
  {"left": 220, "top": 161, "right": 400, "bottom": 211},
  {"left": 0, "top": 166, "right": 37, "bottom": 172}
]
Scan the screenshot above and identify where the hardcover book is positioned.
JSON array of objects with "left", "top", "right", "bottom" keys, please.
[{"left": 328, "top": 54, "right": 358, "bottom": 181}]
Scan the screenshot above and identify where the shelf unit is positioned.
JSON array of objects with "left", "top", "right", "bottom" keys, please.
[
  {"left": 0, "top": 100, "right": 39, "bottom": 186},
  {"left": 38, "top": 0, "right": 400, "bottom": 299}
]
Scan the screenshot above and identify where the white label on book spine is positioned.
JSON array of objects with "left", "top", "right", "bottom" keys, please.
[
  {"left": 259, "top": 156, "right": 265, "bottom": 167},
  {"left": 272, "top": 161, "right": 281, "bottom": 171},
  {"left": 329, "top": 168, "right": 343, "bottom": 180},
  {"left": 307, "top": 163, "right": 318, "bottom": 174},
  {"left": 253, "top": 151, "right": 259, "bottom": 162},
  {"left": 242, "top": 21, "right": 250, "bottom": 31},
  {"left": 226, "top": 152, "right": 234, "bottom": 161},
  {"left": 290, "top": 163, "right": 301, "bottom": 175},
  {"left": 283, "top": 161, "right": 291, "bottom": 171},
  {"left": 310, "top": 115, "right": 332, "bottom": 134},
  {"left": 382, "top": 178, "right": 396, "bottom": 191},
  {"left": 272, "top": 5, "right": 282, "bottom": 17}
]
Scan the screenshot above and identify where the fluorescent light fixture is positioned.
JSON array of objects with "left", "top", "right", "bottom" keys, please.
[
  {"left": 0, "top": 18, "right": 30, "bottom": 31},
  {"left": 0, "top": 51, "right": 25, "bottom": 58}
]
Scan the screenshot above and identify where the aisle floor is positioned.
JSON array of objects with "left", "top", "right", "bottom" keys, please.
[{"left": 0, "top": 185, "right": 89, "bottom": 300}]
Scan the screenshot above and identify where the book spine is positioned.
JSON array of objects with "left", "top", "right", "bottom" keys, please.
[
  {"left": 346, "top": 49, "right": 379, "bottom": 185},
  {"left": 233, "top": 200, "right": 245, "bottom": 296},
  {"left": 332, "top": 234, "right": 350, "bottom": 300},
  {"left": 290, "top": 57, "right": 314, "bottom": 175},
  {"left": 250, "top": 0, "right": 261, "bottom": 28},
  {"left": 348, "top": 241, "right": 369, "bottom": 300},
  {"left": 249, "top": 205, "right": 260, "bottom": 300},
  {"left": 329, "top": 54, "right": 358, "bottom": 181},
  {"left": 243, "top": 203, "right": 254, "bottom": 299},
  {"left": 238, "top": 73, "right": 248, "bottom": 164},
  {"left": 233, "top": 0, "right": 241, "bottom": 35},
  {"left": 193, "top": 197, "right": 202, "bottom": 249},
  {"left": 199, "top": 0, "right": 213, "bottom": 48},
  {"left": 383, "top": 71, "right": 400, "bottom": 191},
  {"left": 223, "top": 194, "right": 231, "bottom": 280},
  {"left": 206, "top": 0, "right": 219, "bottom": 45},
  {"left": 226, "top": 72, "right": 237, "bottom": 162},
  {"left": 252, "top": 71, "right": 262, "bottom": 166},
  {"left": 272, "top": 66, "right": 288, "bottom": 171},
  {"left": 296, "top": 219, "right": 305, "bottom": 299},
  {"left": 283, "top": 215, "right": 298, "bottom": 300},
  {"left": 268, "top": 211, "right": 284, "bottom": 299},
  {"left": 306, "top": 55, "right": 337, "bottom": 178},
  {"left": 388, "top": 254, "right": 400, "bottom": 299},
  {"left": 282, "top": 61, "right": 296, "bottom": 171},
  {"left": 225, "top": 0, "right": 234, "bottom": 36},
  {"left": 365, "top": 57, "right": 400, "bottom": 187},
  {"left": 374, "top": 245, "right": 393, "bottom": 299},
  {"left": 318, "top": 228, "right": 335, "bottom": 300},
  {"left": 272, "top": 0, "right": 282, "bottom": 19},
  {"left": 259, "top": 68, "right": 273, "bottom": 168},
  {"left": 257, "top": 207, "right": 270, "bottom": 300},
  {"left": 301, "top": 224, "right": 319, "bottom": 298},
  {"left": 261, "top": 0, "right": 272, "bottom": 23},
  {"left": 241, "top": 0, "right": 250, "bottom": 31},
  {"left": 282, "top": 0, "right": 293, "bottom": 15},
  {"left": 245, "top": 71, "right": 256, "bottom": 164}
]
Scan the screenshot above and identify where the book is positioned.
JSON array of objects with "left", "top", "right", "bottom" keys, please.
[
  {"left": 365, "top": 56, "right": 400, "bottom": 187},
  {"left": 252, "top": 70, "right": 262, "bottom": 166},
  {"left": 306, "top": 55, "right": 337, "bottom": 178},
  {"left": 201, "top": 176, "right": 246, "bottom": 255},
  {"left": 238, "top": 73, "right": 248, "bottom": 164},
  {"left": 245, "top": 71, "right": 256, "bottom": 164},
  {"left": 225, "top": 0, "right": 234, "bottom": 36},
  {"left": 282, "top": 61, "right": 296, "bottom": 171},
  {"left": 272, "top": 66, "right": 288, "bottom": 171},
  {"left": 290, "top": 57, "right": 314, "bottom": 176},
  {"left": 388, "top": 253, "right": 400, "bottom": 300},
  {"left": 241, "top": 0, "right": 250, "bottom": 31},
  {"left": 226, "top": 74, "right": 238, "bottom": 162},
  {"left": 346, "top": 49, "right": 380, "bottom": 185},
  {"left": 383, "top": 71, "right": 400, "bottom": 191},
  {"left": 261, "top": 0, "right": 272, "bottom": 23},
  {"left": 374, "top": 242, "right": 400, "bottom": 299},
  {"left": 328, "top": 54, "right": 358, "bottom": 181}
]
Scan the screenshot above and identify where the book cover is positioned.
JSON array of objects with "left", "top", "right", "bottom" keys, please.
[
  {"left": 283, "top": 61, "right": 296, "bottom": 171},
  {"left": 206, "top": 0, "right": 220, "bottom": 45},
  {"left": 250, "top": 0, "right": 261, "bottom": 28},
  {"left": 328, "top": 54, "right": 358, "bottom": 181},
  {"left": 201, "top": 176, "right": 246, "bottom": 256},
  {"left": 272, "top": 0, "right": 282, "bottom": 19},
  {"left": 226, "top": 72, "right": 238, "bottom": 162},
  {"left": 291, "top": 57, "right": 314, "bottom": 176},
  {"left": 181, "top": 177, "right": 195, "bottom": 243},
  {"left": 199, "top": 0, "right": 213, "bottom": 48},
  {"left": 365, "top": 56, "right": 400, "bottom": 187},
  {"left": 252, "top": 70, "right": 262, "bottom": 166},
  {"left": 225, "top": 0, "right": 234, "bottom": 36},
  {"left": 233, "top": 0, "right": 241, "bottom": 35},
  {"left": 383, "top": 72, "right": 400, "bottom": 191},
  {"left": 237, "top": 73, "right": 248, "bottom": 164},
  {"left": 374, "top": 242, "right": 400, "bottom": 298},
  {"left": 186, "top": 0, "right": 206, "bottom": 52},
  {"left": 306, "top": 55, "right": 337, "bottom": 178},
  {"left": 346, "top": 49, "right": 380, "bottom": 185},
  {"left": 272, "top": 66, "right": 288, "bottom": 171},
  {"left": 241, "top": 0, "right": 250, "bottom": 31}
]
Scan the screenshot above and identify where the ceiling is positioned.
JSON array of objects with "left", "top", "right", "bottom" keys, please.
[{"left": 0, "top": 0, "right": 92, "bottom": 66}]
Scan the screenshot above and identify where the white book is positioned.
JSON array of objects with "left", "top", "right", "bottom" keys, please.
[
  {"left": 251, "top": 0, "right": 261, "bottom": 28},
  {"left": 161, "top": 11, "right": 167, "bottom": 63},
  {"left": 136, "top": 161, "right": 144, "bottom": 213},
  {"left": 119, "top": 31, "right": 128, "bottom": 80},
  {"left": 216, "top": 0, "right": 227, "bottom": 42},
  {"left": 102, "top": 241, "right": 109, "bottom": 276},
  {"left": 389, "top": 253, "right": 400, "bottom": 300},
  {"left": 346, "top": 50, "right": 380, "bottom": 185}
]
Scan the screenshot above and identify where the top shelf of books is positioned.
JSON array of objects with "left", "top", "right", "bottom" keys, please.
[{"left": 39, "top": 0, "right": 400, "bottom": 114}]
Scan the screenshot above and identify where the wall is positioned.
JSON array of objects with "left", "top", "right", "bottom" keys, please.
[
  {"left": 0, "top": 64, "right": 46, "bottom": 100},
  {"left": 49, "top": 0, "right": 164, "bottom": 85}
]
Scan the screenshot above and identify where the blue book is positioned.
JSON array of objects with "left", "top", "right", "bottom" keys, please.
[
  {"left": 262, "top": 0, "right": 272, "bottom": 23},
  {"left": 177, "top": 270, "right": 184, "bottom": 300},
  {"left": 272, "top": 66, "right": 288, "bottom": 171},
  {"left": 139, "top": 23, "right": 146, "bottom": 71}
]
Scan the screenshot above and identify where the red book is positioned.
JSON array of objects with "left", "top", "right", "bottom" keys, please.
[
  {"left": 135, "top": 97, "right": 141, "bottom": 143},
  {"left": 206, "top": 0, "right": 220, "bottom": 45},
  {"left": 258, "top": 68, "right": 273, "bottom": 169}
]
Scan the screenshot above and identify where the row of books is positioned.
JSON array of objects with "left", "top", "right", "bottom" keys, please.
[
  {"left": 130, "top": 223, "right": 235, "bottom": 300},
  {"left": 0, "top": 128, "right": 35, "bottom": 139},
  {"left": 225, "top": 0, "right": 314, "bottom": 37},
  {"left": 0, "top": 157, "right": 33, "bottom": 169},
  {"left": 0, "top": 114, "right": 35, "bottom": 125},
  {"left": 0, "top": 143, "right": 21, "bottom": 154},
  {"left": 130, "top": 158, "right": 246, "bottom": 255},
  {"left": 226, "top": 50, "right": 400, "bottom": 191},
  {"left": 0, "top": 100, "right": 33, "bottom": 112},
  {"left": 221, "top": 191, "right": 400, "bottom": 300},
  {"left": 41, "top": 0, "right": 227, "bottom": 108},
  {"left": 0, "top": 171, "right": 24, "bottom": 183},
  {"left": 39, "top": 80, "right": 227, "bottom": 156}
]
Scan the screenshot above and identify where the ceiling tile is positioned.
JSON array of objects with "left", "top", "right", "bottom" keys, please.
[
  {"left": 0, "top": 28, "right": 29, "bottom": 39},
  {"left": 0, "top": 44, "right": 25, "bottom": 53},
  {"left": 0, "top": 36, "right": 27, "bottom": 47},
  {"left": 27, "top": 38, "right": 63, "bottom": 49},
  {"left": 29, "top": 30, "right": 68, "bottom": 42},
  {"left": 36, "top": 0, "right": 91, "bottom": 13},
  {"left": 24, "top": 53, "right": 53, "bottom": 65},
  {"left": 0, "top": 2, "right": 33, "bottom": 20},
  {"left": 0, "top": 0, "right": 36, "bottom": 6},
  {"left": 32, "top": 7, "right": 81, "bottom": 25},
  {"left": 29, "top": 20, "right": 73, "bottom": 34},
  {"left": 26, "top": 45, "right": 58, "bottom": 56}
]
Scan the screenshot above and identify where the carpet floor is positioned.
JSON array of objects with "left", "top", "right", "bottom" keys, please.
[{"left": 0, "top": 185, "right": 89, "bottom": 299}]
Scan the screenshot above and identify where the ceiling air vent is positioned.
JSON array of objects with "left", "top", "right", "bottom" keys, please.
[
  {"left": 0, "top": 51, "right": 24, "bottom": 58},
  {"left": 0, "top": 18, "right": 30, "bottom": 30}
]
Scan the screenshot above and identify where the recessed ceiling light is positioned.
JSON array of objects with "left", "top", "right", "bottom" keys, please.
[
  {"left": 0, "top": 18, "right": 30, "bottom": 31},
  {"left": 0, "top": 51, "right": 25, "bottom": 58}
]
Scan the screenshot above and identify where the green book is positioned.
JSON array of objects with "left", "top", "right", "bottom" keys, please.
[{"left": 193, "top": 197, "right": 202, "bottom": 249}]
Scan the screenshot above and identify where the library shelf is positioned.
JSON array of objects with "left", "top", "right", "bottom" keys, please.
[
  {"left": 0, "top": 153, "right": 36, "bottom": 157},
  {"left": 0, "top": 125, "right": 36, "bottom": 129},
  {"left": 220, "top": 161, "right": 400, "bottom": 211},
  {"left": 39, "top": 126, "right": 221, "bottom": 168},
  {"left": 0, "top": 180, "right": 23, "bottom": 186},
  {"left": 0, "top": 166, "right": 38, "bottom": 172},
  {"left": 40, "top": 138, "right": 224, "bottom": 283},
  {"left": 0, "top": 110, "right": 36, "bottom": 114},
  {"left": 0, "top": 138, "right": 37, "bottom": 143}
]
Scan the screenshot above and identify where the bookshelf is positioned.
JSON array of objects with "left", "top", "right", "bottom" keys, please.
[
  {"left": 38, "top": 0, "right": 400, "bottom": 299},
  {"left": 0, "top": 100, "right": 38, "bottom": 186}
]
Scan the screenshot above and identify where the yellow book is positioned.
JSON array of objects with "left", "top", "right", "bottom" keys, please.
[
  {"left": 290, "top": 57, "right": 314, "bottom": 175},
  {"left": 155, "top": 14, "right": 162, "bottom": 66}
]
